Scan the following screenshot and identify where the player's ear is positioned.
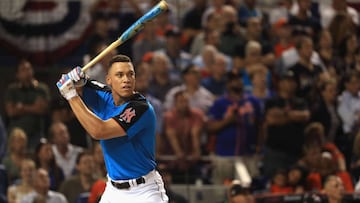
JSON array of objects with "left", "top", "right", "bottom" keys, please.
[{"left": 106, "top": 74, "right": 111, "bottom": 86}]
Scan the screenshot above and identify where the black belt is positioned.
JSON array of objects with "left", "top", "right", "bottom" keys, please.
[{"left": 111, "top": 177, "right": 145, "bottom": 189}]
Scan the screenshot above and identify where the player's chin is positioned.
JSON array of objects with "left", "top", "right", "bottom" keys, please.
[{"left": 120, "top": 90, "right": 134, "bottom": 97}]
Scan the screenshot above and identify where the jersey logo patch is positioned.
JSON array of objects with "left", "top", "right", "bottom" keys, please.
[{"left": 119, "top": 107, "right": 136, "bottom": 123}]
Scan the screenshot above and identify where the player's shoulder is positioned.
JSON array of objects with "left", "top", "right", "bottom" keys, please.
[
  {"left": 116, "top": 93, "right": 152, "bottom": 125},
  {"left": 125, "top": 93, "right": 150, "bottom": 111}
]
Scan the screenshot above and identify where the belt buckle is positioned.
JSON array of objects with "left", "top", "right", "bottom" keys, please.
[
  {"left": 111, "top": 181, "right": 131, "bottom": 189},
  {"left": 111, "top": 177, "right": 145, "bottom": 190}
]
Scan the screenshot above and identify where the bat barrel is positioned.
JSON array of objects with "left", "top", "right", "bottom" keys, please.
[{"left": 119, "top": 0, "right": 168, "bottom": 42}]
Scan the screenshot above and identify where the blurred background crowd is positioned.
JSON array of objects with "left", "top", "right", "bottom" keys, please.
[{"left": 2, "top": 0, "right": 360, "bottom": 202}]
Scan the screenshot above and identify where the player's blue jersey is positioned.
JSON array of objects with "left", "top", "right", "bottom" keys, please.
[{"left": 82, "top": 80, "right": 156, "bottom": 180}]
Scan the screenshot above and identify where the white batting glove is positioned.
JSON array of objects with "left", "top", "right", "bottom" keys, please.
[
  {"left": 56, "top": 74, "right": 78, "bottom": 100},
  {"left": 67, "top": 66, "right": 88, "bottom": 87}
]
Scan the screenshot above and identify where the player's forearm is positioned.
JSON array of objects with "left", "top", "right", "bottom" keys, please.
[{"left": 68, "top": 96, "right": 106, "bottom": 139}]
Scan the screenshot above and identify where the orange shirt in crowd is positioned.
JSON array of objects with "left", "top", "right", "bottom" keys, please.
[
  {"left": 270, "top": 184, "right": 293, "bottom": 194},
  {"left": 88, "top": 179, "right": 106, "bottom": 203}
]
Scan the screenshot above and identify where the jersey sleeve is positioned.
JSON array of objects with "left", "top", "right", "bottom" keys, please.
[
  {"left": 82, "top": 80, "right": 112, "bottom": 115},
  {"left": 112, "top": 100, "right": 150, "bottom": 138}
]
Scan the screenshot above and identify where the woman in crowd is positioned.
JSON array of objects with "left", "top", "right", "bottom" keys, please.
[
  {"left": 7, "top": 159, "right": 35, "bottom": 203},
  {"left": 2, "top": 127, "right": 29, "bottom": 184},
  {"left": 33, "top": 138, "right": 64, "bottom": 191}
]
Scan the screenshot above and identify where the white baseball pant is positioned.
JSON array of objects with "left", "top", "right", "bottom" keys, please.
[{"left": 99, "top": 170, "right": 169, "bottom": 203}]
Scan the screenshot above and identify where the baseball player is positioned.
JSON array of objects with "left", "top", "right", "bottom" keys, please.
[{"left": 56, "top": 54, "right": 168, "bottom": 203}]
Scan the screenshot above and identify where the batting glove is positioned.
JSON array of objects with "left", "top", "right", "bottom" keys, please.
[
  {"left": 56, "top": 74, "right": 78, "bottom": 100},
  {"left": 67, "top": 66, "right": 88, "bottom": 87}
]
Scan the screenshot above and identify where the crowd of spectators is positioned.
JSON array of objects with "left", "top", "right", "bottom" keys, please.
[{"left": 2, "top": 0, "right": 360, "bottom": 202}]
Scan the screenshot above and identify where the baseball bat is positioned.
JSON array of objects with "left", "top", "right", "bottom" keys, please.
[{"left": 81, "top": 0, "right": 168, "bottom": 72}]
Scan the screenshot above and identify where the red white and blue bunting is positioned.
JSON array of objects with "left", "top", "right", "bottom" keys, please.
[{"left": 0, "top": 0, "right": 92, "bottom": 65}]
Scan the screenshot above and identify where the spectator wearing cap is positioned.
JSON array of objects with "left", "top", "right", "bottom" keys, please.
[
  {"left": 237, "top": 0, "right": 262, "bottom": 26},
  {"left": 181, "top": 0, "right": 208, "bottom": 51},
  {"left": 155, "top": 26, "right": 193, "bottom": 84},
  {"left": 221, "top": 179, "right": 255, "bottom": 203},
  {"left": 164, "top": 64, "right": 215, "bottom": 113},
  {"left": 272, "top": 18, "right": 294, "bottom": 59},
  {"left": 288, "top": 0, "right": 321, "bottom": 39},
  {"left": 207, "top": 72, "right": 261, "bottom": 184},
  {"left": 263, "top": 70, "right": 310, "bottom": 178}
]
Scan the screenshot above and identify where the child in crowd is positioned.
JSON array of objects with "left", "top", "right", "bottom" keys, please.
[{"left": 270, "top": 168, "right": 293, "bottom": 194}]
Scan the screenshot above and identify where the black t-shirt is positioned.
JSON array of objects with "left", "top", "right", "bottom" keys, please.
[
  {"left": 289, "top": 62, "right": 323, "bottom": 101},
  {"left": 288, "top": 15, "right": 322, "bottom": 39},
  {"left": 264, "top": 96, "right": 308, "bottom": 156},
  {"left": 182, "top": 7, "right": 205, "bottom": 30}
]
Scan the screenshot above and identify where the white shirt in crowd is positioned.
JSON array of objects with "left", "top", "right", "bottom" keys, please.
[
  {"left": 337, "top": 91, "right": 360, "bottom": 134},
  {"left": 52, "top": 144, "right": 83, "bottom": 178},
  {"left": 20, "top": 191, "right": 68, "bottom": 203}
]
